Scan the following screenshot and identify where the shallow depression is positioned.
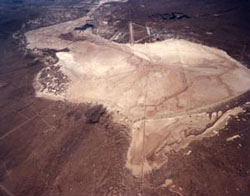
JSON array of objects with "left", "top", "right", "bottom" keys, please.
[{"left": 26, "top": 19, "right": 250, "bottom": 177}]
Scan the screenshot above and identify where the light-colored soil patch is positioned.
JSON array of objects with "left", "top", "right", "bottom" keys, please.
[{"left": 25, "top": 14, "right": 250, "bottom": 177}]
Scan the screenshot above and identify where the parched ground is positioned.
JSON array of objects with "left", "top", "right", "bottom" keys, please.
[
  {"left": 0, "top": 39, "right": 142, "bottom": 196},
  {"left": 0, "top": 0, "right": 250, "bottom": 196}
]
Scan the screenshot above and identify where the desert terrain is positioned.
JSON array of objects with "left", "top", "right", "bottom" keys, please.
[{"left": 0, "top": 0, "right": 250, "bottom": 196}]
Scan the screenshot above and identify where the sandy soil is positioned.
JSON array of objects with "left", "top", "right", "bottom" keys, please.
[
  {"left": 1, "top": 0, "right": 250, "bottom": 195},
  {"left": 25, "top": 14, "right": 250, "bottom": 177}
]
